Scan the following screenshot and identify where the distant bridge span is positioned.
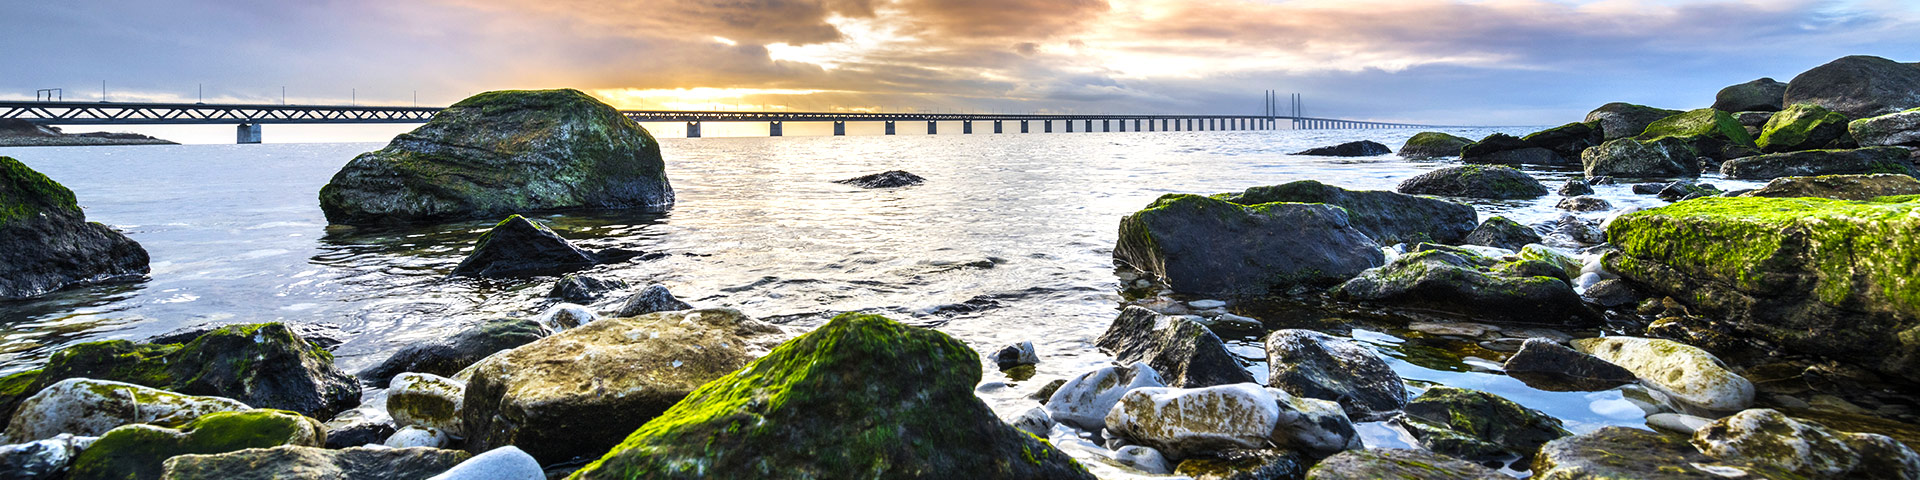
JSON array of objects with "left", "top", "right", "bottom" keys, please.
[{"left": 0, "top": 100, "right": 1466, "bottom": 143}]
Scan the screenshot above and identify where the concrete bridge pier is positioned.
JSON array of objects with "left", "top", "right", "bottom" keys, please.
[
  {"left": 1118, "top": 120, "right": 1127, "bottom": 132},
  {"left": 686, "top": 121, "right": 702, "bottom": 138},
  {"left": 1102, "top": 119, "right": 1110, "bottom": 132},
  {"left": 1045, "top": 121, "right": 1053, "bottom": 133},
  {"left": 963, "top": 120, "right": 973, "bottom": 134},
  {"left": 1020, "top": 120, "right": 1029, "bottom": 133},
  {"left": 770, "top": 121, "right": 784, "bottom": 137},
  {"left": 236, "top": 123, "right": 261, "bottom": 144},
  {"left": 833, "top": 121, "right": 846, "bottom": 136},
  {"left": 885, "top": 121, "right": 896, "bottom": 135},
  {"left": 1084, "top": 119, "right": 1093, "bottom": 132},
  {"left": 994, "top": 120, "right": 1003, "bottom": 133},
  {"left": 927, "top": 121, "right": 937, "bottom": 134},
  {"left": 1066, "top": 120, "right": 1073, "bottom": 133}
]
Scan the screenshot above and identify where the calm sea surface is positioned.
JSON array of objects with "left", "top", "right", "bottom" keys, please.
[{"left": 0, "top": 128, "right": 1765, "bottom": 470}]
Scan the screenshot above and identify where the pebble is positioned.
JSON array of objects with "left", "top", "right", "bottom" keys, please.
[
  {"left": 426, "top": 446, "right": 543, "bottom": 480},
  {"left": 383, "top": 426, "right": 451, "bottom": 449}
]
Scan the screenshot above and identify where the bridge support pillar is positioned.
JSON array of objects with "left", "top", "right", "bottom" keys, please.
[
  {"left": 770, "top": 121, "right": 784, "bottom": 137},
  {"left": 1065, "top": 120, "right": 1073, "bottom": 133},
  {"left": 1085, "top": 119, "right": 1093, "bottom": 132},
  {"left": 687, "top": 121, "right": 702, "bottom": 138},
  {"left": 885, "top": 121, "right": 896, "bottom": 135},
  {"left": 1045, "top": 121, "right": 1053, "bottom": 133},
  {"left": 994, "top": 120, "right": 1003, "bottom": 134},
  {"left": 963, "top": 120, "right": 972, "bottom": 134},
  {"left": 833, "top": 121, "right": 846, "bottom": 136},
  {"left": 1103, "top": 120, "right": 1110, "bottom": 132},
  {"left": 1119, "top": 120, "right": 1126, "bottom": 132},
  {"left": 1020, "top": 120, "right": 1029, "bottom": 133},
  {"left": 236, "top": 123, "right": 261, "bottom": 144},
  {"left": 927, "top": 121, "right": 937, "bottom": 134}
]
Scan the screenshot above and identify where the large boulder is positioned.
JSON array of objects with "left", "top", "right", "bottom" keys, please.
[
  {"left": 1396, "top": 165, "right": 1548, "bottom": 199},
  {"left": 1460, "top": 133, "right": 1571, "bottom": 166},
  {"left": 1395, "top": 387, "right": 1569, "bottom": 461},
  {"left": 1758, "top": 103, "right": 1854, "bottom": 153},
  {"left": 4, "top": 379, "right": 248, "bottom": 443},
  {"left": 1692, "top": 408, "right": 1920, "bottom": 479},
  {"left": 1523, "top": 121, "right": 1606, "bottom": 160},
  {"left": 460, "top": 308, "right": 784, "bottom": 465},
  {"left": 1740, "top": 173, "right": 1920, "bottom": 200},
  {"left": 450, "top": 215, "right": 632, "bottom": 278},
  {"left": 1331, "top": 249, "right": 1599, "bottom": 325},
  {"left": 69, "top": 410, "right": 324, "bottom": 480},
  {"left": 1292, "top": 140, "right": 1391, "bottom": 157},
  {"left": 158, "top": 445, "right": 470, "bottom": 480},
  {"left": 1571, "top": 337, "right": 1753, "bottom": 412},
  {"left": 568, "top": 313, "right": 1093, "bottom": 479},
  {"left": 1714, "top": 78, "right": 1789, "bottom": 112},
  {"left": 13, "top": 323, "right": 357, "bottom": 422},
  {"left": 1585, "top": 103, "right": 1684, "bottom": 140},
  {"left": 1398, "top": 132, "right": 1473, "bottom": 159},
  {"left": 1114, "top": 194, "right": 1384, "bottom": 296},
  {"left": 1582, "top": 136, "right": 1698, "bottom": 177},
  {"left": 1531, "top": 427, "right": 1722, "bottom": 479},
  {"left": 318, "top": 89, "right": 673, "bottom": 225},
  {"left": 1305, "top": 448, "right": 1505, "bottom": 480},
  {"left": 1783, "top": 55, "right": 1920, "bottom": 119},
  {"left": 1501, "top": 338, "right": 1637, "bottom": 392},
  {"left": 1849, "top": 107, "right": 1920, "bottom": 147},
  {"left": 0, "top": 156, "right": 149, "bottom": 300},
  {"left": 1720, "top": 147, "right": 1916, "bottom": 180},
  {"left": 1044, "top": 362, "right": 1164, "bottom": 432},
  {"left": 1635, "top": 108, "right": 1760, "bottom": 160},
  {"left": 1605, "top": 196, "right": 1920, "bottom": 380},
  {"left": 1104, "top": 384, "right": 1359, "bottom": 460},
  {"left": 358, "top": 317, "right": 548, "bottom": 388},
  {"left": 1215, "top": 180, "right": 1477, "bottom": 245},
  {"left": 1263, "top": 330, "right": 1405, "bottom": 422},
  {"left": 1095, "top": 307, "right": 1254, "bottom": 388}
]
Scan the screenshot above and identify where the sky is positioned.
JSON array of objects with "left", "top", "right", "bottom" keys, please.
[{"left": 4, "top": 0, "right": 1918, "bottom": 142}]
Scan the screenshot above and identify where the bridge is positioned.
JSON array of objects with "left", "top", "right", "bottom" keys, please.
[{"left": 0, "top": 98, "right": 1458, "bottom": 143}]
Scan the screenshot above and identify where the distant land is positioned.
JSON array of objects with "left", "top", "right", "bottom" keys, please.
[{"left": 0, "top": 119, "right": 174, "bottom": 147}]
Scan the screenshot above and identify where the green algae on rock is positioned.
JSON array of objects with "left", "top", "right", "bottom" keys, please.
[
  {"left": 1332, "top": 249, "right": 1600, "bottom": 326},
  {"left": 68, "top": 409, "right": 324, "bottom": 480},
  {"left": 1586, "top": 102, "right": 1685, "bottom": 141},
  {"left": 1114, "top": 194, "right": 1384, "bottom": 296},
  {"left": 0, "top": 156, "right": 149, "bottom": 300},
  {"left": 318, "top": 89, "right": 673, "bottom": 226},
  {"left": 1635, "top": 108, "right": 1760, "bottom": 160},
  {"left": 1399, "top": 132, "right": 1474, "bottom": 159},
  {"left": 3, "top": 378, "right": 249, "bottom": 443},
  {"left": 1215, "top": 180, "right": 1477, "bottom": 246},
  {"left": 1581, "top": 136, "right": 1699, "bottom": 178},
  {"left": 1758, "top": 103, "right": 1855, "bottom": 153},
  {"left": 1396, "top": 387, "right": 1570, "bottom": 461},
  {"left": 1719, "top": 146, "right": 1916, "bottom": 180},
  {"left": 1396, "top": 165, "right": 1549, "bottom": 199},
  {"left": 1740, "top": 173, "right": 1920, "bottom": 201},
  {"left": 1849, "top": 107, "right": 1920, "bottom": 147},
  {"left": 568, "top": 312, "right": 1093, "bottom": 480},
  {"left": 159, "top": 445, "right": 471, "bottom": 480}
]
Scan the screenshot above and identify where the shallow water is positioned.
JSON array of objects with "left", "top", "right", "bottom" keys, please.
[{"left": 0, "top": 129, "right": 1765, "bottom": 475}]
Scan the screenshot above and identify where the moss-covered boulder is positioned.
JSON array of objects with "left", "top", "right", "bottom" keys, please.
[
  {"left": 1783, "top": 55, "right": 1920, "bottom": 119},
  {"left": 569, "top": 313, "right": 1094, "bottom": 479},
  {"left": 1714, "top": 78, "right": 1789, "bottom": 112},
  {"left": 1849, "top": 107, "right": 1920, "bottom": 147},
  {"left": 1396, "top": 165, "right": 1548, "bottom": 199},
  {"left": 1720, "top": 146, "right": 1916, "bottom": 180},
  {"left": 1095, "top": 307, "right": 1254, "bottom": 388},
  {"left": 1585, "top": 102, "right": 1684, "bottom": 140},
  {"left": 1740, "top": 173, "right": 1920, "bottom": 200},
  {"left": 1114, "top": 194, "right": 1384, "bottom": 296},
  {"left": 1572, "top": 337, "right": 1753, "bottom": 412},
  {"left": 1581, "top": 136, "right": 1698, "bottom": 178},
  {"left": 1604, "top": 196, "right": 1920, "bottom": 380},
  {"left": 3, "top": 378, "right": 248, "bottom": 443},
  {"left": 0, "top": 156, "right": 148, "bottom": 300},
  {"left": 1635, "top": 108, "right": 1760, "bottom": 160},
  {"left": 1105, "top": 384, "right": 1358, "bottom": 460},
  {"left": 1758, "top": 103, "right": 1854, "bottom": 153},
  {"left": 1460, "top": 133, "right": 1567, "bottom": 166},
  {"left": 1394, "top": 387, "right": 1569, "bottom": 461},
  {"left": 358, "top": 317, "right": 547, "bottom": 388},
  {"left": 1264, "top": 330, "right": 1405, "bottom": 422},
  {"left": 318, "top": 89, "right": 673, "bottom": 226},
  {"left": 1305, "top": 448, "right": 1505, "bottom": 480},
  {"left": 1531, "top": 427, "right": 1723, "bottom": 479},
  {"left": 1215, "top": 180, "right": 1477, "bottom": 245},
  {"left": 68, "top": 409, "right": 324, "bottom": 480},
  {"left": 1692, "top": 408, "right": 1920, "bottom": 479},
  {"left": 13, "top": 323, "right": 357, "bottom": 423},
  {"left": 1461, "top": 216, "right": 1541, "bottom": 251},
  {"left": 158, "top": 445, "right": 470, "bottom": 480},
  {"left": 1332, "top": 249, "right": 1600, "bottom": 325},
  {"left": 1398, "top": 132, "right": 1473, "bottom": 159}
]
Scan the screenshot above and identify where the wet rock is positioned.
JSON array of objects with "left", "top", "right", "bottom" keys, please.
[
  {"left": 1844, "top": 431, "right": 1920, "bottom": 480},
  {"left": 0, "top": 433, "right": 90, "bottom": 480},
  {"left": 1461, "top": 134, "right": 1566, "bottom": 166},
  {"left": 159, "top": 445, "right": 470, "bottom": 480},
  {"left": 1305, "top": 448, "right": 1505, "bottom": 480},
  {"left": 0, "top": 156, "right": 149, "bottom": 300},
  {"left": 1538, "top": 214, "right": 1606, "bottom": 246},
  {"left": 384, "top": 426, "right": 450, "bottom": 449},
  {"left": 1850, "top": 108, "right": 1920, "bottom": 147},
  {"left": 1292, "top": 140, "right": 1391, "bottom": 157},
  {"left": 994, "top": 341, "right": 1039, "bottom": 370},
  {"left": 1396, "top": 165, "right": 1548, "bottom": 199},
  {"left": 1332, "top": 249, "right": 1599, "bottom": 326},
  {"left": 1532, "top": 426, "right": 1724, "bottom": 479},
  {"left": 1216, "top": 180, "right": 1478, "bottom": 245},
  {"left": 1045, "top": 362, "right": 1165, "bottom": 431},
  {"left": 1573, "top": 336, "right": 1754, "bottom": 411},
  {"left": 18, "top": 323, "right": 357, "bottom": 422},
  {"left": 1005, "top": 406, "right": 1053, "bottom": 438},
  {"left": 450, "top": 215, "right": 612, "bottom": 278},
  {"left": 1462, "top": 216, "right": 1541, "bottom": 251},
  {"left": 1582, "top": 136, "right": 1698, "bottom": 177},
  {"left": 1632, "top": 183, "right": 1667, "bottom": 195},
  {"left": 388, "top": 373, "right": 464, "bottom": 437},
  {"left": 319, "top": 89, "right": 673, "bottom": 226},
  {"left": 1503, "top": 338, "right": 1637, "bottom": 392},
  {"left": 533, "top": 303, "right": 597, "bottom": 331},
  {"left": 3, "top": 379, "right": 248, "bottom": 443},
  {"left": 1174, "top": 449, "right": 1305, "bottom": 480},
  {"left": 546, "top": 274, "right": 627, "bottom": 304},
  {"left": 1783, "top": 55, "right": 1920, "bottom": 119},
  {"left": 1581, "top": 278, "right": 1641, "bottom": 308},
  {"left": 425, "top": 446, "right": 542, "bottom": 480},
  {"left": 1396, "top": 387, "right": 1570, "bottom": 460},
  {"left": 1096, "top": 307, "right": 1255, "bottom": 388},
  {"left": 1263, "top": 330, "right": 1406, "bottom": 422},
  {"left": 1558, "top": 179, "right": 1595, "bottom": 196},
  {"left": 1720, "top": 146, "right": 1916, "bottom": 180},
  {"left": 1114, "top": 194, "right": 1383, "bottom": 296},
  {"left": 1759, "top": 103, "right": 1854, "bottom": 153},
  {"left": 1399, "top": 132, "right": 1472, "bottom": 159},
  {"left": 834, "top": 170, "right": 925, "bottom": 188},
  {"left": 1105, "top": 384, "right": 1358, "bottom": 459},
  {"left": 69, "top": 410, "right": 324, "bottom": 480},
  {"left": 1525, "top": 121, "right": 1608, "bottom": 160},
  {"left": 1635, "top": 108, "right": 1761, "bottom": 161},
  {"left": 1656, "top": 181, "right": 1720, "bottom": 202},
  {"left": 1110, "top": 445, "right": 1173, "bottom": 474},
  {"left": 1715, "top": 78, "right": 1790, "bottom": 112},
  {"left": 568, "top": 313, "right": 1094, "bottom": 480},
  {"left": 612, "top": 284, "right": 692, "bottom": 317},
  {"left": 1742, "top": 173, "right": 1920, "bottom": 200},
  {"left": 321, "top": 411, "right": 394, "bottom": 449},
  {"left": 460, "top": 308, "right": 782, "bottom": 465},
  {"left": 1587, "top": 103, "right": 1686, "bottom": 141},
  {"left": 1693, "top": 408, "right": 1920, "bottom": 479},
  {"left": 1557, "top": 195, "right": 1612, "bottom": 212},
  {"left": 360, "top": 317, "right": 548, "bottom": 388}
]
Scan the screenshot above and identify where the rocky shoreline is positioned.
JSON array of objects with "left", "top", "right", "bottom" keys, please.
[{"left": 0, "top": 120, "right": 174, "bottom": 147}]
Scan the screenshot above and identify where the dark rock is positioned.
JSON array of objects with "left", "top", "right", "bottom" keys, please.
[
  {"left": 1632, "top": 183, "right": 1668, "bottom": 195},
  {"left": 612, "top": 284, "right": 693, "bottom": 317},
  {"left": 450, "top": 215, "right": 604, "bottom": 278},
  {"left": 1332, "top": 249, "right": 1600, "bottom": 325},
  {"left": 547, "top": 274, "right": 628, "bottom": 304},
  {"left": 1031, "top": 379, "right": 1067, "bottom": 404},
  {"left": 1264, "top": 329, "right": 1406, "bottom": 421},
  {"left": 1587, "top": 176, "right": 1616, "bottom": 185},
  {"left": 1503, "top": 338, "right": 1637, "bottom": 392},
  {"left": 1217, "top": 180, "right": 1478, "bottom": 245},
  {"left": 1582, "top": 279, "right": 1641, "bottom": 308},
  {"left": 834, "top": 170, "right": 926, "bottom": 188},
  {"left": 993, "top": 341, "right": 1039, "bottom": 370},
  {"left": 158, "top": 445, "right": 470, "bottom": 480},
  {"left": 1396, "top": 165, "right": 1548, "bottom": 199},
  {"left": 1583, "top": 136, "right": 1700, "bottom": 178},
  {"left": 1114, "top": 194, "right": 1384, "bottom": 296},
  {"left": 1520, "top": 121, "right": 1606, "bottom": 160},
  {"left": 146, "top": 322, "right": 348, "bottom": 351},
  {"left": 1759, "top": 103, "right": 1854, "bottom": 153},
  {"left": 1292, "top": 140, "right": 1391, "bottom": 157},
  {"left": 1174, "top": 449, "right": 1305, "bottom": 480},
  {"left": 1305, "top": 448, "right": 1505, "bottom": 480},
  {"left": 1538, "top": 214, "right": 1606, "bottom": 246},
  {"left": 1557, "top": 196, "right": 1613, "bottom": 212},
  {"left": 1735, "top": 111, "right": 1776, "bottom": 137},
  {"left": 1458, "top": 124, "right": 1599, "bottom": 166},
  {"left": 1784, "top": 55, "right": 1920, "bottom": 119},
  {"left": 323, "top": 419, "right": 396, "bottom": 449},
  {"left": 0, "top": 156, "right": 149, "bottom": 300},
  {"left": 318, "top": 89, "right": 673, "bottom": 225},
  {"left": 1459, "top": 133, "right": 1544, "bottom": 164},
  {"left": 1714, "top": 78, "right": 1789, "bottom": 112},
  {"left": 1398, "top": 132, "right": 1473, "bottom": 159},
  {"left": 1741, "top": 173, "right": 1920, "bottom": 200},
  {"left": 358, "top": 317, "right": 548, "bottom": 388},
  {"left": 1462, "top": 216, "right": 1542, "bottom": 251},
  {"left": 1720, "top": 147, "right": 1916, "bottom": 180},
  {"left": 1586, "top": 103, "right": 1685, "bottom": 140},
  {"left": 1532, "top": 426, "right": 1722, "bottom": 479},
  {"left": 1657, "top": 181, "right": 1721, "bottom": 202},
  {"left": 1850, "top": 108, "right": 1920, "bottom": 147},
  {"left": 0, "top": 433, "right": 85, "bottom": 480},
  {"left": 14, "top": 324, "right": 357, "bottom": 422},
  {"left": 1096, "top": 307, "right": 1254, "bottom": 388},
  {"left": 69, "top": 410, "right": 324, "bottom": 480},
  {"left": 1558, "top": 179, "right": 1595, "bottom": 196},
  {"left": 1396, "top": 387, "right": 1570, "bottom": 461},
  {"left": 567, "top": 313, "right": 1094, "bottom": 480}
]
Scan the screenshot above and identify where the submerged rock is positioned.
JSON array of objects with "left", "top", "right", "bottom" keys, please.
[
  {"left": 359, "top": 317, "right": 548, "bottom": 388},
  {"left": 1292, "top": 140, "right": 1391, "bottom": 157},
  {"left": 834, "top": 170, "right": 925, "bottom": 188},
  {"left": 1714, "top": 78, "right": 1789, "bottom": 112},
  {"left": 993, "top": 341, "right": 1039, "bottom": 370},
  {"left": 1045, "top": 362, "right": 1165, "bottom": 432},
  {"left": 0, "top": 156, "right": 149, "bottom": 300},
  {"left": 568, "top": 313, "right": 1093, "bottom": 479},
  {"left": 1783, "top": 55, "right": 1920, "bottom": 119},
  {"left": 158, "top": 445, "right": 470, "bottom": 480},
  {"left": 1264, "top": 330, "right": 1406, "bottom": 422},
  {"left": 69, "top": 410, "right": 324, "bottom": 480},
  {"left": 1532, "top": 426, "right": 1722, "bottom": 479},
  {"left": 1396, "top": 387, "right": 1569, "bottom": 461},
  {"left": 1740, "top": 173, "right": 1920, "bottom": 200},
  {"left": 612, "top": 284, "right": 692, "bottom": 317},
  {"left": 1216, "top": 180, "right": 1477, "bottom": 245},
  {"left": 1398, "top": 132, "right": 1472, "bottom": 159},
  {"left": 1462, "top": 216, "right": 1541, "bottom": 251},
  {"left": 1396, "top": 165, "right": 1548, "bottom": 199},
  {"left": 16, "top": 323, "right": 356, "bottom": 422},
  {"left": 1586, "top": 103, "right": 1685, "bottom": 141},
  {"left": 1582, "top": 136, "right": 1699, "bottom": 177},
  {"left": 1173, "top": 449, "right": 1305, "bottom": 480},
  {"left": 1305, "top": 448, "right": 1505, "bottom": 480},
  {"left": 1096, "top": 306, "right": 1256, "bottom": 388},
  {"left": 1114, "top": 194, "right": 1383, "bottom": 296},
  {"left": 1503, "top": 338, "right": 1637, "bottom": 392},
  {"left": 1572, "top": 337, "right": 1754, "bottom": 411},
  {"left": 1557, "top": 195, "right": 1613, "bottom": 212},
  {"left": 1105, "top": 383, "right": 1359, "bottom": 459},
  {"left": 450, "top": 215, "right": 628, "bottom": 278},
  {"left": 1692, "top": 408, "right": 1920, "bottom": 479},
  {"left": 1332, "top": 249, "right": 1599, "bottom": 325},
  {"left": 1758, "top": 103, "right": 1854, "bottom": 153},
  {"left": 1850, "top": 108, "right": 1920, "bottom": 147},
  {"left": 534, "top": 303, "right": 598, "bottom": 331},
  {"left": 3, "top": 379, "right": 248, "bottom": 443},
  {"left": 318, "top": 89, "right": 673, "bottom": 225},
  {"left": 547, "top": 274, "right": 627, "bottom": 304}
]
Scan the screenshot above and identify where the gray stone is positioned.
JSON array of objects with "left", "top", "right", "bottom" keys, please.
[
  {"left": 1741, "top": 173, "right": 1920, "bottom": 200},
  {"left": 1503, "top": 338, "right": 1637, "bottom": 392},
  {"left": 834, "top": 170, "right": 925, "bottom": 188},
  {"left": 450, "top": 215, "right": 605, "bottom": 278},
  {"left": 1115, "top": 194, "right": 1384, "bottom": 296},
  {"left": 1583, "top": 136, "right": 1698, "bottom": 177},
  {"left": 1216, "top": 180, "right": 1478, "bottom": 246},
  {"left": 613, "top": 284, "right": 692, "bottom": 317},
  {"left": 0, "top": 156, "right": 149, "bottom": 300},
  {"left": 384, "top": 426, "right": 450, "bottom": 449},
  {"left": 1783, "top": 55, "right": 1920, "bottom": 119},
  {"left": 1533, "top": 427, "right": 1726, "bottom": 479},
  {"left": 1095, "top": 307, "right": 1255, "bottom": 388},
  {"left": 1558, "top": 179, "right": 1595, "bottom": 196},
  {"left": 1462, "top": 216, "right": 1541, "bottom": 251},
  {"left": 4, "top": 379, "right": 248, "bottom": 443},
  {"left": 1851, "top": 108, "right": 1920, "bottom": 147},
  {"left": 534, "top": 303, "right": 598, "bottom": 331},
  {"left": 1720, "top": 147, "right": 1916, "bottom": 180},
  {"left": 993, "top": 341, "right": 1039, "bottom": 370},
  {"left": 1263, "top": 330, "right": 1405, "bottom": 422},
  {"left": 1105, "top": 384, "right": 1358, "bottom": 459},
  {"left": 424, "top": 446, "right": 542, "bottom": 480},
  {"left": 159, "top": 445, "right": 470, "bottom": 480},
  {"left": 1396, "top": 387, "right": 1570, "bottom": 460},
  {"left": 1714, "top": 78, "right": 1789, "bottom": 112},
  {"left": 1396, "top": 165, "right": 1548, "bottom": 199},
  {"left": 1586, "top": 103, "right": 1685, "bottom": 140},
  {"left": 359, "top": 317, "right": 549, "bottom": 388},
  {"left": 546, "top": 274, "right": 627, "bottom": 304},
  {"left": 1044, "top": 362, "right": 1164, "bottom": 432},
  {"left": 387, "top": 373, "right": 464, "bottom": 437},
  {"left": 0, "top": 434, "right": 90, "bottom": 480},
  {"left": 1557, "top": 195, "right": 1613, "bottom": 212}
]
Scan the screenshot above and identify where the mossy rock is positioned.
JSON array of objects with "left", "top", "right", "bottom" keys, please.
[
  {"left": 68, "top": 409, "right": 325, "bottom": 480},
  {"left": 0, "top": 156, "right": 149, "bottom": 300},
  {"left": 1399, "top": 132, "right": 1473, "bottom": 159},
  {"left": 3, "top": 378, "right": 250, "bottom": 443},
  {"left": 1115, "top": 194, "right": 1384, "bottom": 296},
  {"left": 1095, "top": 307, "right": 1254, "bottom": 388},
  {"left": 1758, "top": 103, "right": 1853, "bottom": 153},
  {"left": 1585, "top": 103, "right": 1684, "bottom": 140},
  {"left": 1396, "top": 165, "right": 1548, "bottom": 199},
  {"left": 1397, "top": 387, "right": 1570, "bottom": 461},
  {"left": 1215, "top": 180, "right": 1477, "bottom": 245},
  {"left": 1740, "top": 173, "right": 1920, "bottom": 201},
  {"left": 1848, "top": 108, "right": 1920, "bottom": 147},
  {"left": 0, "top": 156, "right": 78, "bottom": 225},
  {"left": 1331, "top": 249, "right": 1600, "bottom": 325},
  {"left": 1637, "top": 108, "right": 1759, "bottom": 148},
  {"left": 1519, "top": 121, "right": 1605, "bottom": 160},
  {"left": 21, "top": 323, "right": 359, "bottom": 421},
  {"left": 1461, "top": 216, "right": 1540, "bottom": 251},
  {"left": 1305, "top": 448, "right": 1505, "bottom": 480},
  {"left": 159, "top": 445, "right": 472, "bottom": 480},
  {"left": 568, "top": 313, "right": 1093, "bottom": 479},
  {"left": 1719, "top": 146, "right": 1916, "bottom": 180},
  {"left": 1581, "top": 136, "right": 1699, "bottom": 178},
  {"left": 1531, "top": 427, "right": 1724, "bottom": 479}
]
